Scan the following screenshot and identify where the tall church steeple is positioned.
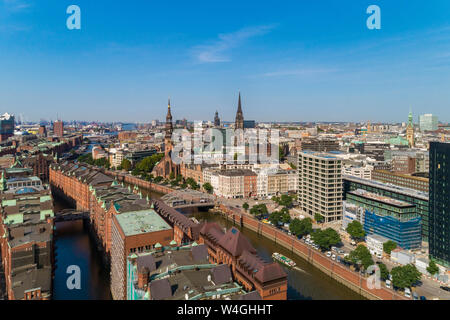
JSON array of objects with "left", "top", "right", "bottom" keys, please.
[
  {"left": 406, "top": 107, "right": 415, "bottom": 147},
  {"left": 235, "top": 92, "right": 244, "bottom": 130},
  {"left": 165, "top": 98, "right": 173, "bottom": 154},
  {"left": 214, "top": 110, "right": 220, "bottom": 127}
]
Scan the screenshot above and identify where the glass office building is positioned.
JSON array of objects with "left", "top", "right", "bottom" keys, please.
[
  {"left": 346, "top": 189, "right": 422, "bottom": 250},
  {"left": 419, "top": 114, "right": 438, "bottom": 132},
  {"left": 429, "top": 142, "right": 450, "bottom": 267},
  {"left": 343, "top": 174, "right": 429, "bottom": 241}
]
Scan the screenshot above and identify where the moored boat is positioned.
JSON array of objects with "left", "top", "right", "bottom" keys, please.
[{"left": 272, "top": 252, "right": 296, "bottom": 267}]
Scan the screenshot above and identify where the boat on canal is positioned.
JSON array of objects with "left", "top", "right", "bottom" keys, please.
[{"left": 272, "top": 252, "right": 296, "bottom": 267}]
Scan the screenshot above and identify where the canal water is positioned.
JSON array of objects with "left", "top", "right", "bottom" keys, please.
[
  {"left": 52, "top": 185, "right": 363, "bottom": 300},
  {"left": 53, "top": 198, "right": 112, "bottom": 300}
]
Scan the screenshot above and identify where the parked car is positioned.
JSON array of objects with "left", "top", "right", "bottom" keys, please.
[
  {"left": 404, "top": 288, "right": 411, "bottom": 298},
  {"left": 420, "top": 296, "right": 427, "bottom": 300},
  {"left": 385, "top": 279, "right": 391, "bottom": 289},
  {"left": 412, "top": 292, "right": 419, "bottom": 300},
  {"left": 326, "top": 251, "right": 332, "bottom": 257},
  {"left": 331, "top": 254, "right": 336, "bottom": 261},
  {"left": 440, "top": 286, "right": 450, "bottom": 292}
]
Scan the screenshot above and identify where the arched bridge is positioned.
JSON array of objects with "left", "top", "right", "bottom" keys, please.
[
  {"left": 54, "top": 209, "right": 90, "bottom": 223},
  {"left": 160, "top": 190, "right": 216, "bottom": 209}
]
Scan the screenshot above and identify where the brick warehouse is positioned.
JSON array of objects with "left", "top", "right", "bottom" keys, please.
[
  {"left": 0, "top": 190, "right": 54, "bottom": 300},
  {"left": 199, "top": 222, "right": 287, "bottom": 300},
  {"left": 110, "top": 209, "right": 173, "bottom": 300}
]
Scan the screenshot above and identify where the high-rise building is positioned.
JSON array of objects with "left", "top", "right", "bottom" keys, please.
[
  {"left": 243, "top": 120, "right": 255, "bottom": 129},
  {"left": 53, "top": 120, "right": 64, "bottom": 137},
  {"left": 38, "top": 124, "right": 47, "bottom": 137},
  {"left": 429, "top": 142, "right": 450, "bottom": 267},
  {"left": 300, "top": 138, "right": 340, "bottom": 153},
  {"left": 346, "top": 189, "right": 422, "bottom": 250},
  {"left": 419, "top": 114, "right": 438, "bottom": 132},
  {"left": 344, "top": 174, "right": 430, "bottom": 241},
  {"left": 0, "top": 113, "right": 15, "bottom": 142},
  {"left": 298, "top": 151, "right": 343, "bottom": 223}
]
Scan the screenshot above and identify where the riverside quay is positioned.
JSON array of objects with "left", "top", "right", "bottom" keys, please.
[{"left": 49, "top": 161, "right": 287, "bottom": 300}]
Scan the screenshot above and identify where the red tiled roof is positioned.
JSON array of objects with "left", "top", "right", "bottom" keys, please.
[
  {"left": 254, "top": 263, "right": 287, "bottom": 283},
  {"left": 218, "top": 227, "right": 256, "bottom": 257}
]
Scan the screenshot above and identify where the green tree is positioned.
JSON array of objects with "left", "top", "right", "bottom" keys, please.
[
  {"left": 346, "top": 220, "right": 365, "bottom": 241},
  {"left": 153, "top": 176, "right": 163, "bottom": 183},
  {"left": 311, "top": 228, "right": 341, "bottom": 251},
  {"left": 383, "top": 240, "right": 397, "bottom": 255},
  {"left": 169, "top": 172, "right": 175, "bottom": 180},
  {"left": 426, "top": 259, "right": 439, "bottom": 276},
  {"left": 279, "top": 194, "right": 293, "bottom": 208},
  {"left": 378, "top": 263, "right": 389, "bottom": 281},
  {"left": 289, "top": 218, "right": 312, "bottom": 237},
  {"left": 281, "top": 211, "right": 291, "bottom": 224},
  {"left": 186, "top": 177, "right": 200, "bottom": 190},
  {"left": 250, "top": 204, "right": 268, "bottom": 219},
  {"left": 391, "top": 264, "right": 421, "bottom": 289},
  {"left": 136, "top": 153, "right": 164, "bottom": 173},
  {"left": 121, "top": 159, "right": 132, "bottom": 171},
  {"left": 203, "top": 182, "right": 213, "bottom": 194},
  {"left": 347, "top": 245, "right": 373, "bottom": 271},
  {"left": 242, "top": 202, "right": 249, "bottom": 212},
  {"left": 268, "top": 211, "right": 282, "bottom": 226},
  {"left": 78, "top": 153, "right": 95, "bottom": 165},
  {"left": 314, "top": 212, "right": 324, "bottom": 223},
  {"left": 279, "top": 146, "right": 284, "bottom": 161}
]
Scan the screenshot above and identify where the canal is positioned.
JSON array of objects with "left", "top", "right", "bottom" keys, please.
[
  {"left": 52, "top": 185, "right": 363, "bottom": 300},
  {"left": 53, "top": 198, "right": 112, "bottom": 300}
]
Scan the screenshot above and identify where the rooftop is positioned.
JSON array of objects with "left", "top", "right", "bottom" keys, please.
[
  {"left": 349, "top": 189, "right": 414, "bottom": 208},
  {"left": 299, "top": 150, "right": 339, "bottom": 159},
  {"left": 115, "top": 209, "right": 172, "bottom": 237},
  {"left": 343, "top": 174, "right": 428, "bottom": 200}
]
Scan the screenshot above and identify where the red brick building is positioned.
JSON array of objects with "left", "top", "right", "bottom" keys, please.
[
  {"left": 110, "top": 210, "right": 173, "bottom": 300},
  {"left": 53, "top": 120, "right": 64, "bottom": 137},
  {"left": 199, "top": 223, "right": 287, "bottom": 300},
  {"left": 0, "top": 191, "right": 54, "bottom": 300}
]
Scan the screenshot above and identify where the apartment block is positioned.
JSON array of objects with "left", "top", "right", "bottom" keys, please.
[{"left": 298, "top": 151, "right": 343, "bottom": 223}]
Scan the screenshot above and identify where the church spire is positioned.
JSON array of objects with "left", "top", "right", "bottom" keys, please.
[
  {"left": 165, "top": 98, "right": 174, "bottom": 153},
  {"left": 214, "top": 110, "right": 220, "bottom": 127},
  {"left": 235, "top": 92, "right": 244, "bottom": 130}
]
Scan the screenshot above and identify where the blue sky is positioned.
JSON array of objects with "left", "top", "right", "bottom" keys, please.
[{"left": 1, "top": 0, "right": 450, "bottom": 123}]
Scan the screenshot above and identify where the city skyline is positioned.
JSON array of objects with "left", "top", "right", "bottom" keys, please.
[{"left": 1, "top": 1, "right": 450, "bottom": 123}]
